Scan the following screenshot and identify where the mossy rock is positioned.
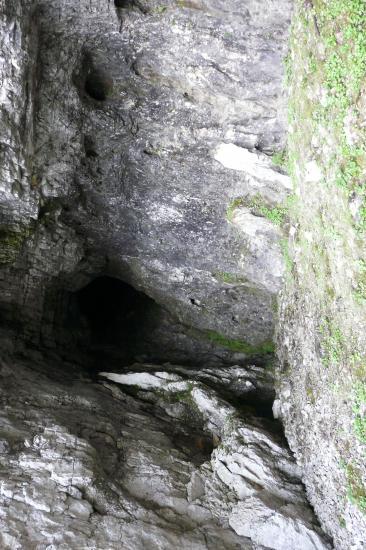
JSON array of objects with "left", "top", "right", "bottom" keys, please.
[
  {"left": 226, "top": 194, "right": 289, "bottom": 226},
  {"left": 212, "top": 271, "right": 250, "bottom": 285},
  {"left": 204, "top": 329, "right": 275, "bottom": 357},
  {"left": 0, "top": 225, "right": 33, "bottom": 266}
]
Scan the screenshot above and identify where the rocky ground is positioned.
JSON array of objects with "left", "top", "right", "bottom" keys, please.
[{"left": 0, "top": 352, "right": 331, "bottom": 549}]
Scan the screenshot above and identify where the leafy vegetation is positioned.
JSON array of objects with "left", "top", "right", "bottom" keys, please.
[{"left": 271, "top": 149, "right": 288, "bottom": 169}]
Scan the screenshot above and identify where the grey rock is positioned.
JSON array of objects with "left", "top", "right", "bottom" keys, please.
[
  {"left": 0, "top": 1, "right": 335, "bottom": 549},
  {"left": 0, "top": 355, "right": 330, "bottom": 549},
  {"left": 229, "top": 496, "right": 328, "bottom": 550},
  {"left": 276, "top": 291, "right": 366, "bottom": 550},
  {"left": 0, "top": 0, "right": 291, "bottom": 363}
]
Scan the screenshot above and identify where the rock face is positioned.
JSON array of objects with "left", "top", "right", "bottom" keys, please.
[
  {"left": 0, "top": 355, "right": 330, "bottom": 549},
  {"left": 0, "top": 0, "right": 334, "bottom": 548},
  {"left": 275, "top": 2, "right": 366, "bottom": 549},
  {"left": 0, "top": 0, "right": 291, "bottom": 365}
]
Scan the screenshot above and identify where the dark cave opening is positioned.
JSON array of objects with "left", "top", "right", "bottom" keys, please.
[
  {"left": 72, "top": 276, "right": 160, "bottom": 365},
  {"left": 84, "top": 68, "right": 113, "bottom": 101}
]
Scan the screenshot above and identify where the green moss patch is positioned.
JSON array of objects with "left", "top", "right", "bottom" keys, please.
[
  {"left": 319, "top": 321, "right": 345, "bottom": 368},
  {"left": 0, "top": 225, "right": 33, "bottom": 265},
  {"left": 271, "top": 149, "right": 288, "bottom": 169},
  {"left": 346, "top": 463, "right": 366, "bottom": 513},
  {"left": 353, "top": 382, "right": 366, "bottom": 443},
  {"left": 205, "top": 330, "right": 274, "bottom": 356},
  {"left": 226, "top": 197, "right": 246, "bottom": 222},
  {"left": 212, "top": 271, "right": 249, "bottom": 285},
  {"left": 226, "top": 194, "right": 290, "bottom": 226}
]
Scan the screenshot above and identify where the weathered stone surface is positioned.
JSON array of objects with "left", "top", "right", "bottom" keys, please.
[
  {"left": 0, "top": 0, "right": 37, "bottom": 227},
  {"left": 275, "top": 2, "right": 366, "bottom": 549},
  {"left": 0, "top": 1, "right": 336, "bottom": 548},
  {"left": 0, "top": 0, "right": 291, "bottom": 363},
  {"left": 0, "top": 354, "right": 330, "bottom": 549}
]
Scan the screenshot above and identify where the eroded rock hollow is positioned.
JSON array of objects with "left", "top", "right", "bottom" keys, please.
[{"left": 0, "top": 1, "right": 333, "bottom": 549}]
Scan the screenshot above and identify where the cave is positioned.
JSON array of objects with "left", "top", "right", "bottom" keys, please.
[
  {"left": 72, "top": 276, "right": 160, "bottom": 364},
  {"left": 0, "top": 0, "right": 351, "bottom": 547}
]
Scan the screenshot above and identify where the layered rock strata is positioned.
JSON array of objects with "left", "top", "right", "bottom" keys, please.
[{"left": 0, "top": 355, "right": 330, "bottom": 549}]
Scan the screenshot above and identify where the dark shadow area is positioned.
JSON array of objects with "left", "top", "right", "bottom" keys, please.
[
  {"left": 42, "top": 273, "right": 271, "bottom": 373},
  {"left": 114, "top": 0, "right": 129, "bottom": 6},
  {"left": 73, "top": 53, "right": 113, "bottom": 103},
  {"left": 83, "top": 135, "right": 98, "bottom": 158},
  {"left": 74, "top": 276, "right": 160, "bottom": 364},
  {"left": 114, "top": 0, "right": 146, "bottom": 14},
  {"left": 84, "top": 68, "right": 112, "bottom": 101},
  {"left": 171, "top": 428, "right": 214, "bottom": 466}
]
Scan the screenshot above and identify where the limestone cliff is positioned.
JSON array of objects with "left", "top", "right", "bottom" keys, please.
[
  {"left": 0, "top": 0, "right": 345, "bottom": 549},
  {"left": 0, "top": 0, "right": 292, "bottom": 365}
]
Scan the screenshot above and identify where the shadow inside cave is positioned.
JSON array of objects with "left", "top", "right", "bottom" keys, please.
[{"left": 70, "top": 276, "right": 161, "bottom": 365}]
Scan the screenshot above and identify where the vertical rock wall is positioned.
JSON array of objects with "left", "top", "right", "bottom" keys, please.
[
  {"left": 0, "top": 0, "right": 292, "bottom": 364},
  {"left": 276, "top": 1, "right": 366, "bottom": 548}
]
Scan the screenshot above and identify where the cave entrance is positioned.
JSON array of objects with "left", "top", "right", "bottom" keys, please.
[{"left": 74, "top": 276, "right": 160, "bottom": 365}]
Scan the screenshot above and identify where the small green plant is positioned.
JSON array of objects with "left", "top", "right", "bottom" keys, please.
[
  {"left": 226, "top": 197, "right": 246, "bottom": 222},
  {"left": 260, "top": 205, "right": 287, "bottom": 225},
  {"left": 319, "top": 322, "right": 344, "bottom": 367},
  {"left": 247, "top": 195, "right": 288, "bottom": 226},
  {"left": 153, "top": 5, "right": 167, "bottom": 14},
  {"left": 271, "top": 149, "right": 288, "bottom": 169},
  {"left": 226, "top": 194, "right": 290, "bottom": 226},
  {"left": 346, "top": 463, "right": 366, "bottom": 514}
]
